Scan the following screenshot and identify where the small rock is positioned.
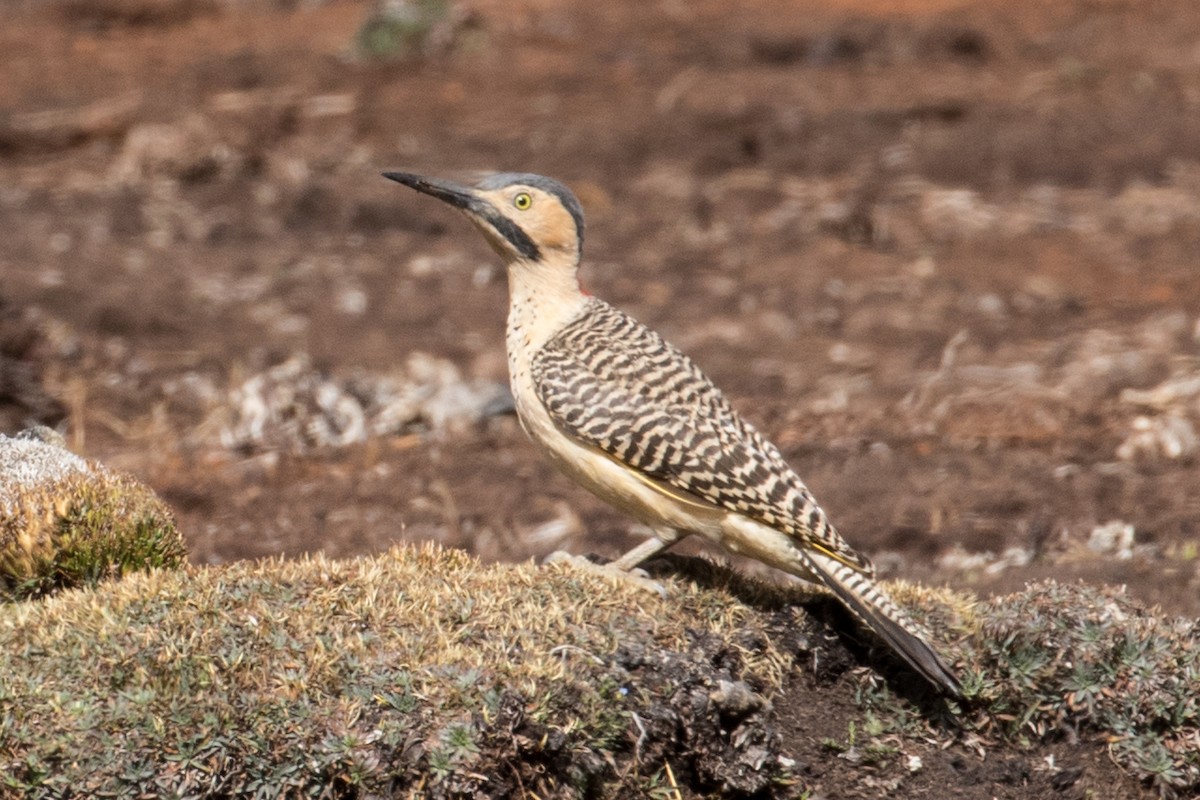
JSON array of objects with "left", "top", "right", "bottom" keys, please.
[
  {"left": 827, "top": 341, "right": 874, "bottom": 369},
  {"left": 1115, "top": 414, "right": 1198, "bottom": 462},
  {"left": 1087, "top": 521, "right": 1135, "bottom": 560},
  {"left": 936, "top": 546, "right": 1032, "bottom": 575},
  {"left": 975, "top": 293, "right": 1007, "bottom": 316},
  {"left": 1135, "top": 311, "right": 1189, "bottom": 352},
  {"left": 709, "top": 679, "right": 763, "bottom": 720},
  {"left": 519, "top": 503, "right": 583, "bottom": 549},
  {"left": 0, "top": 430, "right": 87, "bottom": 508},
  {"left": 920, "top": 189, "right": 999, "bottom": 240}
]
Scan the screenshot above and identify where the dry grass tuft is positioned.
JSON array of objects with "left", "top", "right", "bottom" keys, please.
[{"left": 0, "top": 544, "right": 809, "bottom": 797}]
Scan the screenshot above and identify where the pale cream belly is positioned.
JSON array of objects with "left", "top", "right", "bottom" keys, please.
[
  {"left": 523, "top": 406, "right": 724, "bottom": 536},
  {"left": 515, "top": 393, "right": 819, "bottom": 582}
]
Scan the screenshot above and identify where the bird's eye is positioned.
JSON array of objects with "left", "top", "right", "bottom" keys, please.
[{"left": 513, "top": 192, "right": 533, "bottom": 210}]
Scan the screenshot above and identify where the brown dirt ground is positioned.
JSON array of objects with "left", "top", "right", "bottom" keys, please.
[{"left": 3, "top": 0, "right": 1200, "bottom": 796}]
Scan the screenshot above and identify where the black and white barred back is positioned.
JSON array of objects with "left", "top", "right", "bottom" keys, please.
[{"left": 531, "top": 297, "right": 873, "bottom": 576}]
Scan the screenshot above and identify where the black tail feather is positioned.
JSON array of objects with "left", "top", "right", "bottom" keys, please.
[{"left": 806, "top": 554, "right": 962, "bottom": 698}]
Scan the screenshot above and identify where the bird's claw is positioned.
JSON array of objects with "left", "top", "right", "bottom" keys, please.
[{"left": 543, "top": 550, "right": 669, "bottom": 599}]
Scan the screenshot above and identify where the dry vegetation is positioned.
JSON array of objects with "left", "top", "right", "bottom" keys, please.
[
  {"left": 2, "top": 544, "right": 1199, "bottom": 797},
  {"left": 1, "top": 546, "right": 810, "bottom": 797}
]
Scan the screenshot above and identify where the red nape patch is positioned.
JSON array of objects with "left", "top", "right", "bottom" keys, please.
[{"left": 580, "top": 282, "right": 593, "bottom": 297}]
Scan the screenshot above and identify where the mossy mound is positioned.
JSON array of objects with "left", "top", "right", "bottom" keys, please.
[
  {"left": 0, "top": 544, "right": 818, "bottom": 798},
  {"left": 0, "top": 432, "right": 185, "bottom": 601},
  {"left": 3, "top": 539, "right": 1195, "bottom": 798}
]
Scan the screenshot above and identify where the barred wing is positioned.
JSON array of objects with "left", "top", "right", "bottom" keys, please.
[{"left": 531, "top": 299, "right": 872, "bottom": 574}]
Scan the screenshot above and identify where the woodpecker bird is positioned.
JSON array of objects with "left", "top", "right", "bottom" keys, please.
[{"left": 384, "top": 170, "right": 962, "bottom": 697}]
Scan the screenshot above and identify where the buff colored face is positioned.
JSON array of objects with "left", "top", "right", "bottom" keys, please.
[{"left": 468, "top": 184, "right": 580, "bottom": 261}]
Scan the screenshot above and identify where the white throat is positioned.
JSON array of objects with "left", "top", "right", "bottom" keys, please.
[
  {"left": 503, "top": 254, "right": 589, "bottom": 426},
  {"left": 504, "top": 255, "right": 588, "bottom": 355}
]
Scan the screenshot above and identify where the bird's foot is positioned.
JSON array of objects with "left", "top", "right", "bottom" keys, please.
[{"left": 543, "top": 551, "right": 669, "bottom": 599}]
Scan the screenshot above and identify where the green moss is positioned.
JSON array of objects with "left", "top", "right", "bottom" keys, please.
[{"left": 1, "top": 470, "right": 185, "bottom": 601}]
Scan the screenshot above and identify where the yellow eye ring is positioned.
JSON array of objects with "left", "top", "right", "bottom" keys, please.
[{"left": 513, "top": 192, "right": 533, "bottom": 210}]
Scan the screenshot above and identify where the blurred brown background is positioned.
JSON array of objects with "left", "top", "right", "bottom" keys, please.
[{"left": 3, "top": 0, "right": 1199, "bottom": 612}]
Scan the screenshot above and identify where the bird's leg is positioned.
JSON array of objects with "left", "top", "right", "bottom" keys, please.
[
  {"left": 609, "top": 534, "right": 677, "bottom": 571},
  {"left": 544, "top": 529, "right": 683, "bottom": 597}
]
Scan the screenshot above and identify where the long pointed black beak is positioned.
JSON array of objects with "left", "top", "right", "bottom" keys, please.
[
  {"left": 382, "top": 171, "right": 481, "bottom": 212},
  {"left": 383, "top": 170, "right": 543, "bottom": 261}
]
